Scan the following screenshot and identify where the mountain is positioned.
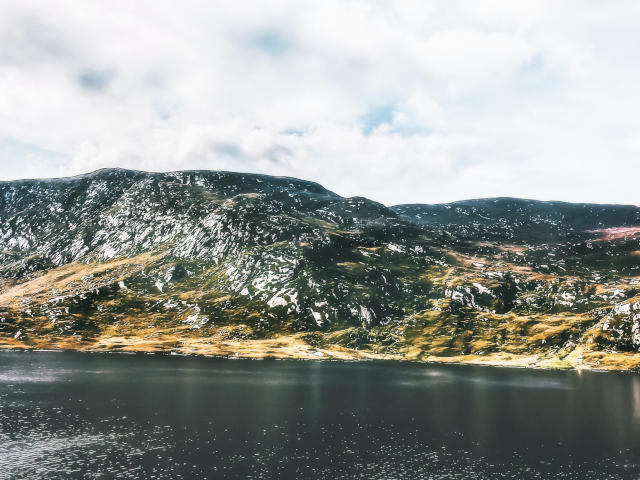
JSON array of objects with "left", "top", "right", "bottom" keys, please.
[{"left": 2, "top": 168, "right": 640, "bottom": 370}]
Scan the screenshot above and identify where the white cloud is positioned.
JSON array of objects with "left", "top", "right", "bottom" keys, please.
[
  {"left": 0, "top": 0, "right": 639, "bottom": 206},
  {"left": 418, "top": 28, "right": 534, "bottom": 91}
]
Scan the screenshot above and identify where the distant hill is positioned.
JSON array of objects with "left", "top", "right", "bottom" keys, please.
[{"left": 2, "top": 168, "right": 640, "bottom": 370}]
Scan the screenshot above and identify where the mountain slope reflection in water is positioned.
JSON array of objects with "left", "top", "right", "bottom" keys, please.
[{"left": 1, "top": 352, "right": 640, "bottom": 479}]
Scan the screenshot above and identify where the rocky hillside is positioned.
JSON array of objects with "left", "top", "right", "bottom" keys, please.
[{"left": 2, "top": 168, "right": 640, "bottom": 370}]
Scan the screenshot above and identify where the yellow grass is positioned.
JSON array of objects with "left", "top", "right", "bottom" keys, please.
[{"left": 0, "top": 252, "right": 165, "bottom": 307}]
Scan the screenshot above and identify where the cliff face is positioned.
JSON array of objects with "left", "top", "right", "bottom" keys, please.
[{"left": 2, "top": 168, "right": 640, "bottom": 370}]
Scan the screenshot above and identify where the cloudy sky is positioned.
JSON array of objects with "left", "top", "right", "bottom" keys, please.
[{"left": 1, "top": 1, "right": 639, "bottom": 205}]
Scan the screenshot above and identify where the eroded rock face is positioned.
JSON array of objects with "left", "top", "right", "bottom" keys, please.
[{"left": 2, "top": 168, "right": 640, "bottom": 368}]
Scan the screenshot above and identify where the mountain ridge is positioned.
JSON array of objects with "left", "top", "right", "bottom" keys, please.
[
  {"left": 4, "top": 167, "right": 639, "bottom": 210},
  {"left": 2, "top": 168, "right": 640, "bottom": 370}
]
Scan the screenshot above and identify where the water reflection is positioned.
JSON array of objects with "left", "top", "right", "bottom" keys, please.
[
  {"left": 632, "top": 375, "right": 640, "bottom": 422},
  {"left": 0, "top": 352, "right": 639, "bottom": 479}
]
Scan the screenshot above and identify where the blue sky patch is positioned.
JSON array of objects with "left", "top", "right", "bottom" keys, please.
[
  {"left": 78, "top": 69, "right": 115, "bottom": 92},
  {"left": 249, "top": 31, "right": 293, "bottom": 57},
  {"left": 361, "top": 104, "right": 396, "bottom": 135}
]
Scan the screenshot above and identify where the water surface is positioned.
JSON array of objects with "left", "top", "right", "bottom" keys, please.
[{"left": 1, "top": 351, "right": 639, "bottom": 479}]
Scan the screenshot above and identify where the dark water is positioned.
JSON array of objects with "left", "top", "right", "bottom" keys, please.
[{"left": 1, "top": 352, "right": 640, "bottom": 479}]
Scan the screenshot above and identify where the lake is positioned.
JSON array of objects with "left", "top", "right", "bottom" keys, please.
[{"left": 1, "top": 351, "right": 639, "bottom": 479}]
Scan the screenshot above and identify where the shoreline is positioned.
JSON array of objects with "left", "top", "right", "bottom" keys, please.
[{"left": 2, "top": 335, "right": 639, "bottom": 373}]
